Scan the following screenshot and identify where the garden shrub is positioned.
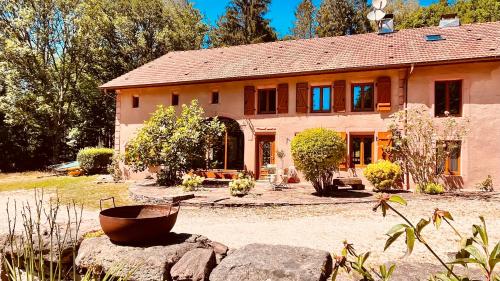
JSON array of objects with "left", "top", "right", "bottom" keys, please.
[
  {"left": 417, "top": 182, "right": 445, "bottom": 194},
  {"left": 229, "top": 173, "right": 255, "bottom": 196},
  {"left": 125, "top": 100, "right": 225, "bottom": 186},
  {"left": 77, "top": 147, "right": 114, "bottom": 174},
  {"left": 476, "top": 175, "right": 494, "bottom": 192},
  {"left": 107, "top": 153, "right": 123, "bottom": 182},
  {"left": 363, "top": 160, "right": 402, "bottom": 191},
  {"left": 291, "top": 128, "right": 346, "bottom": 196},
  {"left": 181, "top": 174, "right": 205, "bottom": 191}
]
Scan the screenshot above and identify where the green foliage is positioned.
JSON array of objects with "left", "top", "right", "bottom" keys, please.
[
  {"left": 316, "top": 0, "right": 372, "bottom": 37},
  {"left": 371, "top": 194, "right": 500, "bottom": 281},
  {"left": 363, "top": 160, "right": 402, "bottom": 191},
  {"left": 332, "top": 241, "right": 396, "bottom": 281},
  {"left": 181, "top": 174, "right": 205, "bottom": 192},
  {"left": 291, "top": 0, "right": 316, "bottom": 39},
  {"left": 291, "top": 128, "right": 346, "bottom": 195},
  {"left": 0, "top": 0, "right": 207, "bottom": 172},
  {"left": 228, "top": 172, "right": 255, "bottom": 196},
  {"left": 388, "top": 106, "right": 469, "bottom": 189},
  {"left": 77, "top": 147, "right": 114, "bottom": 174},
  {"left": 476, "top": 175, "right": 494, "bottom": 192},
  {"left": 209, "top": 0, "right": 277, "bottom": 47},
  {"left": 125, "top": 100, "right": 225, "bottom": 186},
  {"left": 417, "top": 182, "right": 445, "bottom": 195}
]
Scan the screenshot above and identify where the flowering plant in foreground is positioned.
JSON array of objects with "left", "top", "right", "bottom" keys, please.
[
  {"left": 181, "top": 174, "right": 205, "bottom": 191},
  {"left": 332, "top": 194, "right": 500, "bottom": 281},
  {"left": 228, "top": 173, "right": 255, "bottom": 196}
]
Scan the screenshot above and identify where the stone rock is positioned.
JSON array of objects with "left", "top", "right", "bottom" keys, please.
[
  {"left": 76, "top": 233, "right": 213, "bottom": 281},
  {"left": 208, "top": 241, "right": 229, "bottom": 264},
  {"left": 170, "top": 248, "right": 216, "bottom": 281},
  {"left": 209, "top": 243, "right": 332, "bottom": 281}
]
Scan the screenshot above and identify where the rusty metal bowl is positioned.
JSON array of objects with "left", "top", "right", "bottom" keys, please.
[{"left": 99, "top": 197, "right": 179, "bottom": 245}]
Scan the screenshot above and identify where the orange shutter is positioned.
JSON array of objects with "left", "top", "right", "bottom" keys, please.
[
  {"left": 339, "top": 132, "right": 348, "bottom": 171},
  {"left": 376, "top": 76, "right": 391, "bottom": 112},
  {"left": 377, "top": 132, "right": 392, "bottom": 161},
  {"left": 244, "top": 86, "right": 255, "bottom": 115},
  {"left": 296, "top": 82, "right": 308, "bottom": 113},
  {"left": 277, "top": 83, "right": 289, "bottom": 114},
  {"left": 333, "top": 80, "right": 346, "bottom": 112}
]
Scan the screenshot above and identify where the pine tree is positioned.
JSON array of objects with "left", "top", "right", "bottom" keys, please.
[
  {"left": 209, "top": 0, "right": 277, "bottom": 47},
  {"left": 291, "top": 0, "right": 317, "bottom": 39},
  {"left": 316, "top": 0, "right": 357, "bottom": 37}
]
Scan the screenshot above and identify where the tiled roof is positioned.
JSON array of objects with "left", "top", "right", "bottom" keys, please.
[{"left": 101, "top": 21, "right": 500, "bottom": 89}]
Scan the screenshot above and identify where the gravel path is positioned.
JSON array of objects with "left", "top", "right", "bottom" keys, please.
[{"left": 1, "top": 189, "right": 499, "bottom": 268}]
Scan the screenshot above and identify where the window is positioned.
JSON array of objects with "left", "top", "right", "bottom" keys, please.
[
  {"left": 425, "top": 34, "right": 444, "bottom": 42},
  {"left": 257, "top": 88, "right": 276, "bottom": 114},
  {"left": 211, "top": 91, "right": 219, "bottom": 104},
  {"left": 172, "top": 94, "right": 179, "bottom": 106},
  {"left": 437, "top": 141, "right": 461, "bottom": 175},
  {"left": 132, "top": 95, "right": 139, "bottom": 108},
  {"left": 311, "top": 86, "right": 331, "bottom": 113},
  {"left": 350, "top": 135, "right": 374, "bottom": 167},
  {"left": 435, "top": 80, "right": 462, "bottom": 117},
  {"left": 352, "top": 83, "right": 374, "bottom": 112}
]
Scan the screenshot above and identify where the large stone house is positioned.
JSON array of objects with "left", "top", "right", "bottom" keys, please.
[{"left": 101, "top": 20, "right": 500, "bottom": 189}]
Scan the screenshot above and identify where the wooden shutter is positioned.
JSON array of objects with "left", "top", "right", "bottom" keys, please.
[
  {"left": 333, "top": 80, "right": 346, "bottom": 112},
  {"left": 296, "top": 82, "right": 308, "bottom": 113},
  {"left": 377, "top": 132, "right": 392, "bottom": 161},
  {"left": 277, "top": 83, "right": 289, "bottom": 114},
  {"left": 339, "top": 132, "right": 348, "bottom": 171},
  {"left": 376, "top": 76, "right": 391, "bottom": 111},
  {"left": 244, "top": 86, "right": 255, "bottom": 115}
]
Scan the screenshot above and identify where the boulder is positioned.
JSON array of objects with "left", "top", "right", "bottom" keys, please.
[
  {"left": 170, "top": 248, "right": 216, "bottom": 281},
  {"left": 76, "top": 233, "right": 215, "bottom": 281},
  {"left": 209, "top": 243, "right": 332, "bottom": 281},
  {"left": 208, "top": 241, "right": 229, "bottom": 264}
]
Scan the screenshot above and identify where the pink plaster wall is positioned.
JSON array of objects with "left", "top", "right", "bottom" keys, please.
[{"left": 115, "top": 61, "right": 500, "bottom": 189}]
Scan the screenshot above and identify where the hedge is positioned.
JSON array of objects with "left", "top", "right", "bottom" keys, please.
[{"left": 77, "top": 147, "right": 114, "bottom": 174}]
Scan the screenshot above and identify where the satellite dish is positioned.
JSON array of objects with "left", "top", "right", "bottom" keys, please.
[
  {"left": 367, "top": 9, "right": 386, "bottom": 21},
  {"left": 372, "top": 0, "right": 387, "bottom": 10}
]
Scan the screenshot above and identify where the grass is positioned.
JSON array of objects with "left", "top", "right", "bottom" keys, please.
[{"left": 0, "top": 172, "right": 131, "bottom": 210}]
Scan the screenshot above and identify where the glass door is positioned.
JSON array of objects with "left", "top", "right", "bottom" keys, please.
[{"left": 350, "top": 135, "right": 374, "bottom": 167}]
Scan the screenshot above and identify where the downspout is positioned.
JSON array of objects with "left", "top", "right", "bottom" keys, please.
[{"left": 404, "top": 64, "right": 415, "bottom": 190}]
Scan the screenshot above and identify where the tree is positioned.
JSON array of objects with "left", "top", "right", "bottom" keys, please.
[
  {"left": 125, "top": 100, "right": 225, "bottom": 186},
  {"left": 291, "top": 0, "right": 316, "bottom": 39},
  {"left": 209, "top": 0, "right": 277, "bottom": 47},
  {"left": 387, "top": 106, "right": 469, "bottom": 189},
  {"left": 317, "top": 0, "right": 355, "bottom": 36},
  {"left": 291, "top": 128, "right": 346, "bottom": 196},
  {"left": 0, "top": 0, "right": 208, "bottom": 171}
]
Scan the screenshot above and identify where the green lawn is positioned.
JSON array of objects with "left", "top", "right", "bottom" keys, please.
[{"left": 0, "top": 172, "right": 131, "bottom": 210}]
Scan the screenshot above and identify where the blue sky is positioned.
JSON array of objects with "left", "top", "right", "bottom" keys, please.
[{"left": 191, "top": 0, "right": 437, "bottom": 38}]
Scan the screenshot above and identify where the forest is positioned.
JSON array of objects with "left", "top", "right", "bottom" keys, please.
[{"left": 0, "top": 0, "right": 498, "bottom": 171}]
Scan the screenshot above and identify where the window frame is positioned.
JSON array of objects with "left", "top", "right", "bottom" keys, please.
[
  {"left": 434, "top": 80, "right": 462, "bottom": 117},
  {"left": 351, "top": 83, "right": 375, "bottom": 112},
  {"left": 211, "top": 91, "right": 219, "bottom": 104},
  {"left": 310, "top": 85, "right": 332, "bottom": 113},
  {"left": 437, "top": 140, "right": 461, "bottom": 176},
  {"left": 350, "top": 135, "right": 374, "bottom": 167},
  {"left": 132, "top": 95, "right": 140, "bottom": 108},
  {"left": 172, "top": 93, "right": 179, "bottom": 106},
  {"left": 257, "top": 88, "right": 277, "bottom": 114}
]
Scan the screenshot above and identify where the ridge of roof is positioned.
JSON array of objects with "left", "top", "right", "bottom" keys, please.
[{"left": 101, "top": 21, "right": 500, "bottom": 90}]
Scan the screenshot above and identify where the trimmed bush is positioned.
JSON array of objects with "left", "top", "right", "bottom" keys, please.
[
  {"left": 363, "top": 160, "right": 402, "bottom": 191},
  {"left": 181, "top": 174, "right": 205, "bottom": 192},
  {"left": 417, "top": 182, "right": 445, "bottom": 195},
  {"left": 291, "top": 128, "right": 346, "bottom": 195},
  {"left": 77, "top": 147, "right": 114, "bottom": 174}
]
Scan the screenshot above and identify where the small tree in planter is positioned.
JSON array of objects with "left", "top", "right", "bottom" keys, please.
[
  {"left": 125, "top": 100, "right": 225, "bottom": 186},
  {"left": 388, "top": 106, "right": 469, "bottom": 192},
  {"left": 291, "top": 128, "right": 346, "bottom": 196}
]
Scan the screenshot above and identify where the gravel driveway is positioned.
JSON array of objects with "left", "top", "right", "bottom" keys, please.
[{"left": 1, "top": 189, "right": 499, "bottom": 270}]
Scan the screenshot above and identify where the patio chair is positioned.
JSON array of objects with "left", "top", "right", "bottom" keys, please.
[{"left": 269, "top": 168, "right": 290, "bottom": 190}]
